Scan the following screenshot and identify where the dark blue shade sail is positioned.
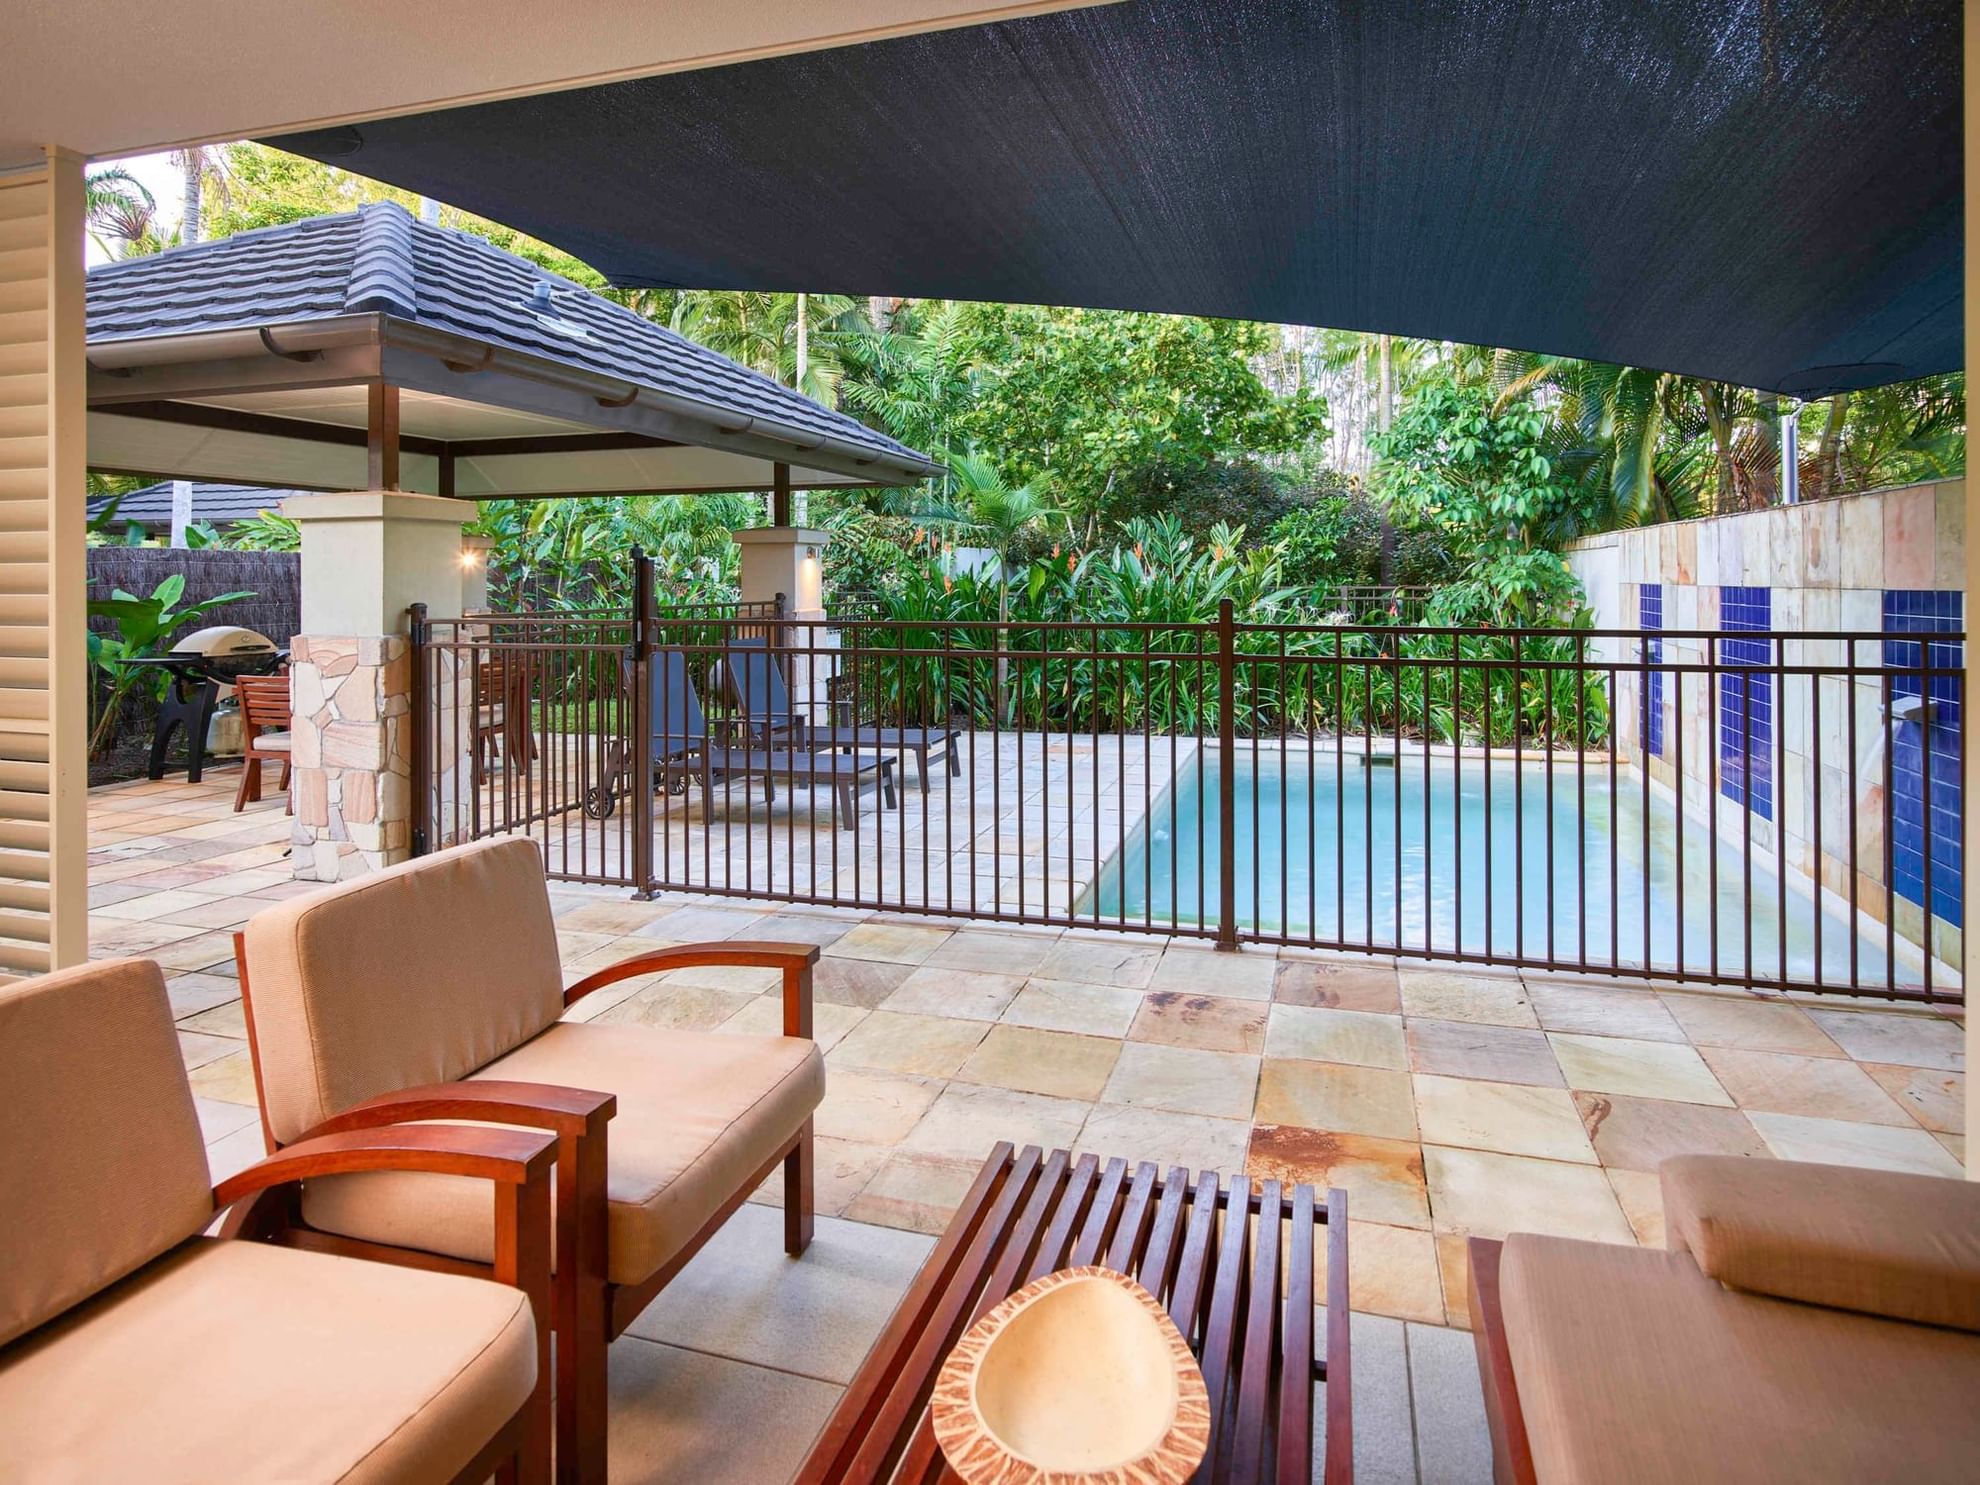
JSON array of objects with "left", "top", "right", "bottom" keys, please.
[{"left": 270, "top": 0, "right": 1962, "bottom": 395}]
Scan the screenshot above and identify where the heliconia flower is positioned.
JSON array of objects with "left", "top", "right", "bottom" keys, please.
[
  {"left": 1051, "top": 544, "right": 1061, "bottom": 558},
  {"left": 1134, "top": 542, "right": 1145, "bottom": 558}
]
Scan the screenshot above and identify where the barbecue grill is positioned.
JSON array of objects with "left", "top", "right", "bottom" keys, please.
[{"left": 138, "top": 625, "right": 285, "bottom": 781}]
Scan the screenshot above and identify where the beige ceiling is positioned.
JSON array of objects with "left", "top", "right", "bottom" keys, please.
[{"left": 0, "top": 0, "right": 1110, "bottom": 170}]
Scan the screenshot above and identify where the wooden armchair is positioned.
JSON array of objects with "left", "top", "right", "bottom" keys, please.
[
  {"left": 232, "top": 671, "right": 293, "bottom": 813},
  {"left": 0, "top": 956, "right": 557, "bottom": 1485},
  {"left": 233, "top": 836, "right": 823, "bottom": 1485}
]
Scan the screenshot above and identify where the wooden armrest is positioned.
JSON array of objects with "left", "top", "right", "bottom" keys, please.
[
  {"left": 215, "top": 1124, "right": 556, "bottom": 1209},
  {"left": 564, "top": 941, "right": 820, "bottom": 1038},
  {"left": 305, "top": 1079, "right": 617, "bottom": 1142}
]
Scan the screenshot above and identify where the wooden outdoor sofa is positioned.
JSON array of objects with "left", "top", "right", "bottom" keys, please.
[
  {"left": 230, "top": 836, "right": 824, "bottom": 1485},
  {"left": 1470, "top": 1154, "right": 1980, "bottom": 1484},
  {"left": 0, "top": 956, "right": 556, "bottom": 1483}
]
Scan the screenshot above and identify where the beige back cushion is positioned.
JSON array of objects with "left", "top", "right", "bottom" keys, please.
[
  {"left": 1663, "top": 1154, "right": 1980, "bottom": 1331},
  {"left": 243, "top": 837, "right": 566, "bottom": 1145},
  {"left": 0, "top": 958, "right": 213, "bottom": 1347}
]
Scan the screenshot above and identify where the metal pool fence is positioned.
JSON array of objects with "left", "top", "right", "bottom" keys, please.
[{"left": 411, "top": 553, "right": 1963, "bottom": 1005}]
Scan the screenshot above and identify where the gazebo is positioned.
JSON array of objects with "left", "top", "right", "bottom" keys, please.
[{"left": 83, "top": 200, "right": 935, "bottom": 880}]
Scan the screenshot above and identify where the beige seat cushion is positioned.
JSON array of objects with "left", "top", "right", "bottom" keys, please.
[
  {"left": 0, "top": 959, "right": 212, "bottom": 1348},
  {"left": 1501, "top": 1232, "right": 1980, "bottom": 1484},
  {"left": 249, "top": 731, "right": 292, "bottom": 752},
  {"left": 1662, "top": 1154, "right": 1980, "bottom": 1331},
  {"left": 0, "top": 1236, "right": 534, "bottom": 1485},
  {"left": 242, "top": 837, "right": 566, "bottom": 1145},
  {"left": 301, "top": 1021, "right": 825, "bottom": 1285}
]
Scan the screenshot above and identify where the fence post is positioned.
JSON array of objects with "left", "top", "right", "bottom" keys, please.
[
  {"left": 1217, "top": 598, "right": 1238, "bottom": 951},
  {"left": 408, "top": 602, "right": 430, "bottom": 857},
  {"left": 630, "top": 548, "right": 656, "bottom": 897}
]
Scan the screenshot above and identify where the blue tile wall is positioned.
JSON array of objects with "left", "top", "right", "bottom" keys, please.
[
  {"left": 1718, "top": 586, "right": 1772, "bottom": 822},
  {"left": 1883, "top": 589, "right": 1962, "bottom": 929},
  {"left": 1640, "top": 584, "right": 1663, "bottom": 759}
]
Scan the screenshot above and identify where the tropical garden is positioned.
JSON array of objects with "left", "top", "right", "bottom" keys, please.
[{"left": 83, "top": 145, "right": 1967, "bottom": 753}]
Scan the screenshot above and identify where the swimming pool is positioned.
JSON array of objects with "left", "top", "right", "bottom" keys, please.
[{"left": 1086, "top": 749, "right": 1909, "bottom": 989}]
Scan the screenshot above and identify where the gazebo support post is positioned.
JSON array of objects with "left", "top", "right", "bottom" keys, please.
[
  {"left": 736, "top": 515, "right": 833, "bottom": 729},
  {"left": 281, "top": 491, "right": 472, "bottom": 882}
]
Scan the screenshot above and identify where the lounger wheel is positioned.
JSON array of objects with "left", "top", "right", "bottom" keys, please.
[{"left": 583, "top": 785, "right": 616, "bottom": 820}]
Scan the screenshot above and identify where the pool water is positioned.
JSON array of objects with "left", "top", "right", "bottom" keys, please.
[{"left": 1087, "top": 751, "right": 1906, "bottom": 988}]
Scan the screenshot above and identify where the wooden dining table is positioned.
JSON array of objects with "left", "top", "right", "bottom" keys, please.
[{"left": 795, "top": 1142, "right": 1352, "bottom": 1484}]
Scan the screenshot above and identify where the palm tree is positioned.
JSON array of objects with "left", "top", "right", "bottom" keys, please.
[
  {"left": 669, "top": 290, "right": 860, "bottom": 404},
  {"left": 945, "top": 451, "right": 1060, "bottom": 721},
  {"left": 84, "top": 167, "right": 162, "bottom": 258}
]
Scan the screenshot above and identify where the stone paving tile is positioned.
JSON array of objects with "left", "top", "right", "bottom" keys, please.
[
  {"left": 843, "top": 1150, "right": 987, "bottom": 1233},
  {"left": 624, "top": 1204, "right": 933, "bottom": 1385},
  {"left": 1275, "top": 958, "right": 1402, "bottom": 1012},
  {"left": 1267, "top": 1004, "right": 1408, "bottom": 1070},
  {"left": 1572, "top": 1091, "right": 1769, "bottom": 1172},
  {"left": 880, "top": 964, "right": 1025, "bottom": 1020},
  {"left": 631, "top": 905, "right": 765, "bottom": 942},
  {"left": 897, "top": 1082, "right": 1090, "bottom": 1163},
  {"left": 1422, "top": 1145, "right": 1633, "bottom": 1243},
  {"left": 1257, "top": 1060, "right": 1419, "bottom": 1141},
  {"left": 1434, "top": 1232, "right": 1475, "bottom": 1331},
  {"left": 1527, "top": 983, "right": 1687, "bottom": 1042},
  {"left": 1034, "top": 936, "right": 1163, "bottom": 988},
  {"left": 596, "top": 982, "right": 756, "bottom": 1032},
  {"left": 1605, "top": 1168, "right": 1666, "bottom": 1247},
  {"left": 1331, "top": 1219, "right": 1445, "bottom": 1325},
  {"left": 1130, "top": 991, "right": 1270, "bottom": 1054},
  {"left": 926, "top": 928, "right": 1059, "bottom": 976},
  {"left": 1412, "top": 1076, "right": 1596, "bottom": 1164},
  {"left": 1077, "top": 1104, "right": 1253, "bottom": 1175},
  {"left": 164, "top": 971, "right": 241, "bottom": 1019},
  {"left": 606, "top": 1337, "right": 841, "bottom": 1485},
  {"left": 1657, "top": 990, "right": 1846, "bottom": 1056},
  {"left": 1746, "top": 1111, "right": 1966, "bottom": 1176},
  {"left": 186, "top": 1048, "right": 258, "bottom": 1106},
  {"left": 1399, "top": 971, "right": 1537, "bottom": 1028},
  {"left": 1804, "top": 1007, "right": 1965, "bottom": 1071},
  {"left": 1698, "top": 1045, "right": 1912, "bottom": 1125},
  {"left": 1549, "top": 1032, "right": 1732, "bottom": 1106},
  {"left": 814, "top": 1067, "right": 945, "bottom": 1146},
  {"left": 1247, "top": 1126, "right": 1430, "bottom": 1228},
  {"left": 811, "top": 956, "right": 917, "bottom": 1008},
  {"left": 1103, "top": 1042, "right": 1262, "bottom": 1121},
  {"left": 717, "top": 994, "right": 867, "bottom": 1053},
  {"left": 829, "top": 921, "right": 954, "bottom": 965},
  {"left": 954, "top": 1023, "right": 1121, "bottom": 1100},
  {"left": 1405, "top": 1019, "right": 1563, "bottom": 1087},
  {"left": 1002, "top": 978, "right": 1143, "bottom": 1037},
  {"left": 1862, "top": 1063, "right": 1965, "bottom": 1133},
  {"left": 1407, "top": 1319, "right": 1496, "bottom": 1484},
  {"left": 1146, "top": 945, "right": 1279, "bottom": 1001},
  {"left": 828, "top": 1009, "right": 990, "bottom": 1077}
]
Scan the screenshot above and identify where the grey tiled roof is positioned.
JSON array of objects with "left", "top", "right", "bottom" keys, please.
[
  {"left": 87, "top": 202, "right": 928, "bottom": 470},
  {"left": 89, "top": 481, "right": 292, "bottom": 532}
]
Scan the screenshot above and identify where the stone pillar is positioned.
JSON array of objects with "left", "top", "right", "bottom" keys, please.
[
  {"left": 736, "top": 526, "right": 835, "bottom": 723},
  {"left": 461, "top": 534, "right": 496, "bottom": 613},
  {"left": 283, "top": 492, "right": 472, "bottom": 882},
  {"left": 735, "top": 526, "right": 828, "bottom": 618}
]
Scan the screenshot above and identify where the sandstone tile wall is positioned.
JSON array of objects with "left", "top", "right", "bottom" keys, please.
[{"left": 1566, "top": 480, "right": 1963, "bottom": 968}]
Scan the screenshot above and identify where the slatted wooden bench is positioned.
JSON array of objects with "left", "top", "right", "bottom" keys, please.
[{"left": 797, "top": 1143, "right": 1352, "bottom": 1484}]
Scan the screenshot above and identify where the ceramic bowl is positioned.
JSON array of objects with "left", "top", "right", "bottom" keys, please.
[{"left": 929, "top": 1265, "right": 1211, "bottom": 1485}]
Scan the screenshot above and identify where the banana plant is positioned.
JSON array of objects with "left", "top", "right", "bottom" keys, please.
[{"left": 86, "top": 574, "right": 253, "bottom": 758}]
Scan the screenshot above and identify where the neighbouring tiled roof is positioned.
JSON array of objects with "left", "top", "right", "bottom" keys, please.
[
  {"left": 86, "top": 201, "right": 929, "bottom": 471},
  {"left": 88, "top": 481, "right": 292, "bottom": 532}
]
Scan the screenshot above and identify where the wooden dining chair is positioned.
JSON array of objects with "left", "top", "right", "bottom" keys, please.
[{"left": 232, "top": 671, "right": 293, "bottom": 814}]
